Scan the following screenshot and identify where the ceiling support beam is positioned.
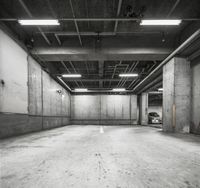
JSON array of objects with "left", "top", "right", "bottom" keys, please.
[
  {"left": 60, "top": 61, "right": 80, "bottom": 87},
  {"left": 108, "top": 61, "right": 121, "bottom": 88},
  {"left": 36, "top": 31, "right": 161, "bottom": 36},
  {"left": 31, "top": 47, "right": 171, "bottom": 61},
  {"left": 146, "top": 82, "right": 162, "bottom": 93},
  {"left": 18, "top": 0, "right": 51, "bottom": 45},
  {"left": 119, "top": 61, "right": 139, "bottom": 88},
  {"left": 167, "top": 0, "right": 181, "bottom": 17},
  {"left": 61, "top": 78, "right": 133, "bottom": 82},
  {"left": 132, "top": 29, "right": 200, "bottom": 93},
  {"left": 68, "top": 61, "right": 84, "bottom": 87},
  {"left": 55, "top": 34, "right": 61, "bottom": 45},
  {"left": 189, "top": 48, "right": 200, "bottom": 61},
  {"left": 69, "top": 0, "right": 83, "bottom": 46},
  {"left": 99, "top": 61, "right": 104, "bottom": 88},
  {"left": 114, "top": 0, "right": 123, "bottom": 33},
  {"left": 116, "top": 64, "right": 129, "bottom": 87},
  {"left": 85, "top": 0, "right": 90, "bottom": 28},
  {"left": 45, "top": 0, "right": 62, "bottom": 45},
  {"left": 2, "top": 17, "right": 200, "bottom": 22},
  {"left": 137, "top": 75, "right": 162, "bottom": 94}
]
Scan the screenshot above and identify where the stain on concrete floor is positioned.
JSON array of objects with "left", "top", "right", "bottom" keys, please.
[{"left": 0, "top": 125, "right": 200, "bottom": 188}]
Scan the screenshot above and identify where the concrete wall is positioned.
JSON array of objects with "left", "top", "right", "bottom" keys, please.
[
  {"left": 0, "top": 29, "right": 71, "bottom": 138},
  {"left": 0, "top": 29, "right": 28, "bottom": 113},
  {"left": 139, "top": 93, "right": 148, "bottom": 125},
  {"left": 163, "top": 57, "right": 191, "bottom": 133},
  {"left": 71, "top": 95, "right": 137, "bottom": 125},
  {"left": 191, "top": 61, "right": 200, "bottom": 134}
]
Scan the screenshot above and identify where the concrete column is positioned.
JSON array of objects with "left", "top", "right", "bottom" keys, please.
[
  {"left": 191, "top": 61, "right": 200, "bottom": 134},
  {"left": 163, "top": 57, "right": 191, "bottom": 133},
  {"left": 139, "top": 93, "right": 148, "bottom": 125}
]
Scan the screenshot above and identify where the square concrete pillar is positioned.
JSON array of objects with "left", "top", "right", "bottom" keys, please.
[
  {"left": 163, "top": 57, "right": 191, "bottom": 133},
  {"left": 139, "top": 93, "right": 148, "bottom": 125}
]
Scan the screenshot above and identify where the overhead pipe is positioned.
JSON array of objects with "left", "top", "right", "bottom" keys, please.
[
  {"left": 138, "top": 75, "right": 162, "bottom": 93},
  {"left": 69, "top": 61, "right": 84, "bottom": 87},
  {"left": 119, "top": 61, "right": 139, "bottom": 88},
  {"left": 146, "top": 82, "right": 162, "bottom": 93},
  {"left": 60, "top": 61, "right": 80, "bottom": 87},
  {"left": 116, "top": 64, "right": 130, "bottom": 87},
  {"left": 132, "top": 29, "right": 200, "bottom": 92}
]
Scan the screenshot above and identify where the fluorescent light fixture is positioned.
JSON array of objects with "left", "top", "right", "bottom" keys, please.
[
  {"left": 149, "top": 91, "right": 163, "bottom": 94},
  {"left": 74, "top": 88, "right": 88, "bottom": 92},
  {"left": 119, "top": 73, "right": 138, "bottom": 77},
  {"left": 140, "top": 19, "right": 181, "bottom": 26},
  {"left": 18, "top": 19, "right": 60, "bottom": 26},
  {"left": 112, "top": 88, "right": 126, "bottom": 92},
  {"left": 62, "top": 74, "right": 81, "bottom": 78},
  {"left": 158, "top": 88, "right": 163, "bottom": 91}
]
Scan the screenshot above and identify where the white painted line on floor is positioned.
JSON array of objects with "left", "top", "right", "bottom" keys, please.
[{"left": 100, "top": 126, "right": 104, "bottom": 133}]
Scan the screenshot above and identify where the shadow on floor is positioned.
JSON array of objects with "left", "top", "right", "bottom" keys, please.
[
  {"left": 157, "top": 129, "right": 200, "bottom": 144},
  {"left": 148, "top": 124, "right": 162, "bottom": 128}
]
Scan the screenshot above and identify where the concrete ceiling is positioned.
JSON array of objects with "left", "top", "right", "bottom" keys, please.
[{"left": 0, "top": 0, "right": 200, "bottom": 92}]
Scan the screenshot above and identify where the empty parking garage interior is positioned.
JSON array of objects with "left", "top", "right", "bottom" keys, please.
[{"left": 0, "top": 0, "right": 200, "bottom": 187}]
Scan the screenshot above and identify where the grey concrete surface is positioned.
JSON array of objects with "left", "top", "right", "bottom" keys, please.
[
  {"left": 1, "top": 126, "right": 200, "bottom": 188},
  {"left": 163, "top": 57, "right": 191, "bottom": 133},
  {"left": 0, "top": 29, "right": 71, "bottom": 138},
  {"left": 0, "top": 29, "right": 28, "bottom": 114},
  {"left": 71, "top": 95, "right": 137, "bottom": 125},
  {"left": 191, "top": 61, "right": 200, "bottom": 134},
  {"left": 139, "top": 93, "right": 148, "bottom": 125}
]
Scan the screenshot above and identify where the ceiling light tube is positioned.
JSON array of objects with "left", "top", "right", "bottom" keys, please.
[
  {"left": 62, "top": 74, "right": 81, "bottom": 78},
  {"left": 119, "top": 73, "right": 138, "bottom": 77},
  {"left": 140, "top": 19, "right": 181, "bottom": 26},
  {"left": 112, "top": 88, "right": 126, "bottom": 92},
  {"left": 18, "top": 19, "right": 60, "bottom": 26},
  {"left": 149, "top": 91, "right": 163, "bottom": 94},
  {"left": 74, "top": 88, "right": 88, "bottom": 92},
  {"left": 158, "top": 88, "right": 163, "bottom": 91}
]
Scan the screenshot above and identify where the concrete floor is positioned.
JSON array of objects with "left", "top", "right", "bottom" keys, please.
[{"left": 1, "top": 126, "right": 200, "bottom": 188}]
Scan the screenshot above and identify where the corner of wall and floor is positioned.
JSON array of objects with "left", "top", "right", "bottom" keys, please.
[{"left": 0, "top": 29, "right": 71, "bottom": 139}]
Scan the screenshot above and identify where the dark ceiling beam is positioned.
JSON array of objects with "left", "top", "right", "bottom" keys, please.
[
  {"left": 116, "top": 64, "right": 129, "bottom": 87},
  {"left": 55, "top": 34, "right": 62, "bottom": 45},
  {"left": 137, "top": 75, "right": 162, "bottom": 94},
  {"left": 188, "top": 48, "right": 200, "bottom": 61},
  {"left": 45, "top": 0, "right": 62, "bottom": 45},
  {"left": 99, "top": 61, "right": 104, "bottom": 88},
  {"left": 119, "top": 61, "right": 139, "bottom": 88},
  {"left": 85, "top": 0, "right": 90, "bottom": 28},
  {"left": 68, "top": 61, "right": 84, "bottom": 87},
  {"left": 1, "top": 17, "right": 200, "bottom": 22},
  {"left": 132, "top": 29, "right": 200, "bottom": 93},
  {"left": 108, "top": 61, "right": 121, "bottom": 88},
  {"left": 62, "top": 78, "right": 133, "bottom": 82},
  {"left": 167, "top": 0, "right": 181, "bottom": 17},
  {"left": 69, "top": 0, "right": 83, "bottom": 46},
  {"left": 146, "top": 82, "right": 162, "bottom": 93},
  {"left": 37, "top": 31, "right": 161, "bottom": 36},
  {"left": 18, "top": 0, "right": 51, "bottom": 45},
  {"left": 31, "top": 47, "right": 171, "bottom": 61},
  {"left": 60, "top": 61, "right": 80, "bottom": 87},
  {"left": 68, "top": 0, "right": 89, "bottom": 76},
  {"left": 114, "top": 0, "right": 123, "bottom": 33}
]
